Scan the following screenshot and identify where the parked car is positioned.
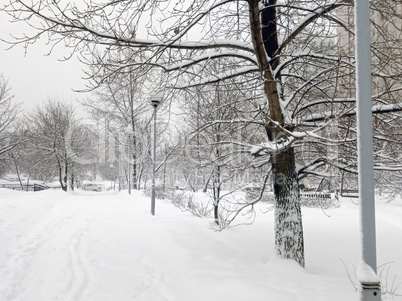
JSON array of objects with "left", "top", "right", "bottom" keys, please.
[{"left": 81, "top": 183, "right": 103, "bottom": 192}]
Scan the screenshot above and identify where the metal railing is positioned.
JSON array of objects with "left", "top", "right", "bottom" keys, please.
[{"left": 0, "top": 183, "right": 51, "bottom": 192}]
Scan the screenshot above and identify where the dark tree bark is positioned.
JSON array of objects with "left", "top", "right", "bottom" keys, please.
[{"left": 272, "top": 148, "right": 305, "bottom": 267}]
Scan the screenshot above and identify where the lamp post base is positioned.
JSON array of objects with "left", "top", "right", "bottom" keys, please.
[{"left": 360, "top": 282, "right": 381, "bottom": 301}]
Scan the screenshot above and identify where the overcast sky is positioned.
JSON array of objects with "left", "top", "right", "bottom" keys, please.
[{"left": 0, "top": 14, "right": 90, "bottom": 113}]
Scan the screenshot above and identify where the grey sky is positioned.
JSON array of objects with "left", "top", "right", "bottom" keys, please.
[{"left": 0, "top": 14, "right": 89, "bottom": 112}]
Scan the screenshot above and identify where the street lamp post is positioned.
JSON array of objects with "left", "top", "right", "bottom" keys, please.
[
  {"left": 118, "top": 150, "right": 121, "bottom": 192},
  {"left": 126, "top": 124, "right": 134, "bottom": 195},
  {"left": 354, "top": 0, "right": 381, "bottom": 300},
  {"left": 109, "top": 163, "right": 115, "bottom": 190},
  {"left": 150, "top": 92, "right": 162, "bottom": 215}
]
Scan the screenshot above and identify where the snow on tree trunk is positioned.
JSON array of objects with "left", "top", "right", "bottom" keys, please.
[
  {"left": 249, "top": 0, "right": 305, "bottom": 267},
  {"left": 272, "top": 147, "right": 305, "bottom": 267}
]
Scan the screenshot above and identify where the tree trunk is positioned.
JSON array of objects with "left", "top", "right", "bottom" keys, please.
[
  {"left": 214, "top": 205, "right": 219, "bottom": 225},
  {"left": 249, "top": 0, "right": 305, "bottom": 266},
  {"left": 70, "top": 170, "right": 75, "bottom": 191},
  {"left": 132, "top": 161, "right": 137, "bottom": 190},
  {"left": 212, "top": 166, "right": 221, "bottom": 225},
  {"left": 63, "top": 163, "right": 68, "bottom": 192},
  {"left": 213, "top": 152, "right": 221, "bottom": 225},
  {"left": 137, "top": 165, "right": 143, "bottom": 190},
  {"left": 132, "top": 139, "right": 138, "bottom": 190},
  {"left": 12, "top": 153, "right": 25, "bottom": 190},
  {"left": 272, "top": 147, "right": 304, "bottom": 267},
  {"left": 57, "top": 156, "right": 67, "bottom": 192}
]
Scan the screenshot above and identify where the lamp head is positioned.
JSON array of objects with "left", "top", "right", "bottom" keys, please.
[
  {"left": 150, "top": 92, "right": 163, "bottom": 108},
  {"left": 151, "top": 99, "right": 160, "bottom": 107}
]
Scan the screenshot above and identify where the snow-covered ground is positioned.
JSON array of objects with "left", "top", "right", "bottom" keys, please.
[{"left": 0, "top": 188, "right": 401, "bottom": 300}]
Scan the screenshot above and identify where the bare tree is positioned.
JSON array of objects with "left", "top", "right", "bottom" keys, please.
[
  {"left": 180, "top": 80, "right": 260, "bottom": 225},
  {"left": 27, "top": 100, "right": 88, "bottom": 191},
  {"left": 81, "top": 69, "right": 150, "bottom": 190},
  {"left": 0, "top": 74, "right": 20, "bottom": 159}
]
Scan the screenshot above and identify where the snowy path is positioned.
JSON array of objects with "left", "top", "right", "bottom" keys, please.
[
  {"left": 0, "top": 193, "right": 100, "bottom": 300},
  {"left": 0, "top": 189, "right": 401, "bottom": 300},
  {"left": 0, "top": 191, "right": 174, "bottom": 301}
]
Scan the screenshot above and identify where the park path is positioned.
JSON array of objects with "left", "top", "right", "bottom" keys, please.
[{"left": 0, "top": 190, "right": 177, "bottom": 301}]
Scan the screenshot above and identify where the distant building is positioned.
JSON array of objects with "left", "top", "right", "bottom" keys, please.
[{"left": 337, "top": 3, "right": 402, "bottom": 100}]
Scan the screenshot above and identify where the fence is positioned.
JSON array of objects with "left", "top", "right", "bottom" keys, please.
[
  {"left": 300, "top": 191, "right": 339, "bottom": 208},
  {"left": 0, "top": 183, "right": 51, "bottom": 192},
  {"left": 300, "top": 191, "right": 333, "bottom": 200}
]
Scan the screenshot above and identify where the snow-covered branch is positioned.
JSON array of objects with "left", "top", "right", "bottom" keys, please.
[
  {"left": 176, "top": 66, "right": 260, "bottom": 88},
  {"left": 303, "top": 103, "right": 402, "bottom": 123},
  {"left": 166, "top": 52, "right": 258, "bottom": 72},
  {"left": 250, "top": 135, "right": 296, "bottom": 156}
]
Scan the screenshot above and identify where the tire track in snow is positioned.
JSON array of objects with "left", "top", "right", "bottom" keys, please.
[{"left": 62, "top": 214, "right": 98, "bottom": 301}]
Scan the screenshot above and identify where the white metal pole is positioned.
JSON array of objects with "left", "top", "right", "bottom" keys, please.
[
  {"left": 128, "top": 134, "right": 131, "bottom": 195},
  {"left": 354, "top": 0, "right": 381, "bottom": 299},
  {"left": 151, "top": 105, "right": 157, "bottom": 215},
  {"left": 118, "top": 151, "right": 121, "bottom": 192}
]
